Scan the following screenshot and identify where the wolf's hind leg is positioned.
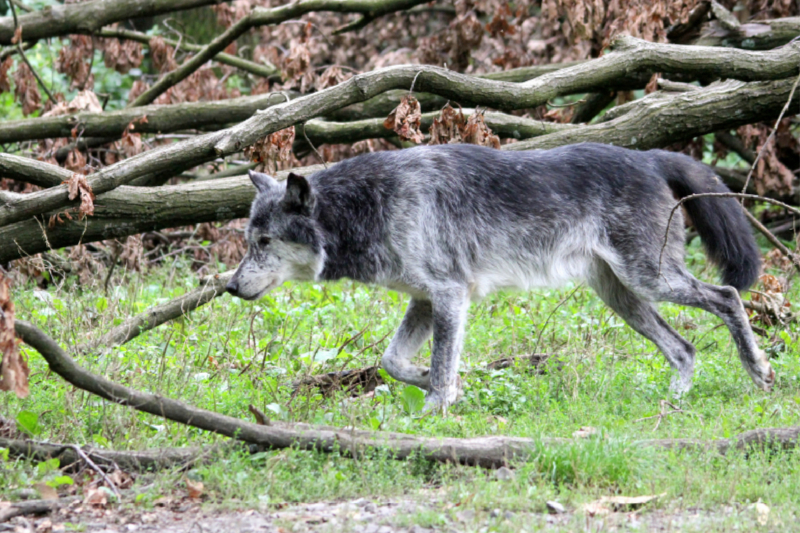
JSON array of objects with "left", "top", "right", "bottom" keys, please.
[
  {"left": 653, "top": 271, "right": 774, "bottom": 391},
  {"left": 589, "top": 261, "right": 697, "bottom": 396},
  {"left": 424, "top": 286, "right": 470, "bottom": 412},
  {"left": 381, "top": 298, "right": 434, "bottom": 390}
]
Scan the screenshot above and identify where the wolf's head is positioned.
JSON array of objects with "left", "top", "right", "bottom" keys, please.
[{"left": 226, "top": 170, "right": 325, "bottom": 300}]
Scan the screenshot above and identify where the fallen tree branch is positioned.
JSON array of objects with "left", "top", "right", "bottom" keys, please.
[
  {"left": 0, "top": 165, "right": 324, "bottom": 263},
  {"left": 84, "top": 271, "right": 233, "bottom": 351},
  {"left": 0, "top": 153, "right": 72, "bottom": 188},
  {"left": 0, "top": 95, "right": 568, "bottom": 146},
  {"left": 0, "top": 0, "right": 224, "bottom": 45},
  {"left": 12, "top": 320, "right": 800, "bottom": 468},
  {"left": 3, "top": 76, "right": 800, "bottom": 262},
  {"left": 695, "top": 15, "right": 800, "bottom": 50},
  {"left": 3, "top": 37, "right": 799, "bottom": 228},
  {"left": 0, "top": 437, "right": 224, "bottom": 473},
  {"left": 506, "top": 78, "right": 800, "bottom": 151},
  {"left": 299, "top": 110, "right": 574, "bottom": 146},
  {"left": 98, "top": 27, "right": 279, "bottom": 78},
  {"left": 129, "top": 0, "right": 430, "bottom": 107},
  {"left": 0, "top": 496, "right": 79, "bottom": 523}
]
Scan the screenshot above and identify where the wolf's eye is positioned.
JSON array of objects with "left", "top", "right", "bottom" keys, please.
[{"left": 258, "top": 235, "right": 271, "bottom": 246}]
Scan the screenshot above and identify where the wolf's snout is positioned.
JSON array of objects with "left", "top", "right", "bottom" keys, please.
[{"left": 225, "top": 278, "right": 239, "bottom": 296}]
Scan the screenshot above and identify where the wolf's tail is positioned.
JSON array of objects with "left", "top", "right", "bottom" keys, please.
[{"left": 658, "top": 152, "right": 761, "bottom": 291}]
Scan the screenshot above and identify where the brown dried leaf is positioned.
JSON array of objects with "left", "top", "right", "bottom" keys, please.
[
  {"left": 65, "top": 173, "right": 95, "bottom": 219},
  {"left": 83, "top": 486, "right": 107, "bottom": 507},
  {"left": 13, "top": 62, "right": 41, "bottom": 116},
  {"left": 185, "top": 478, "right": 204, "bottom": 499},
  {"left": 43, "top": 90, "right": 103, "bottom": 117},
  {"left": 56, "top": 35, "right": 94, "bottom": 90},
  {"left": 461, "top": 109, "right": 501, "bottom": 148},
  {"left": 11, "top": 26, "right": 22, "bottom": 45},
  {"left": 315, "top": 66, "right": 351, "bottom": 91},
  {"left": 244, "top": 126, "right": 296, "bottom": 174},
  {"left": 486, "top": 3, "right": 517, "bottom": 37},
  {"left": 645, "top": 72, "right": 661, "bottom": 94},
  {"left": 108, "top": 469, "right": 134, "bottom": 490},
  {"left": 764, "top": 248, "right": 793, "bottom": 272},
  {"left": 384, "top": 95, "right": 424, "bottom": 144},
  {"left": 103, "top": 38, "right": 143, "bottom": 74},
  {"left": 282, "top": 41, "right": 316, "bottom": 94},
  {"left": 0, "top": 272, "right": 29, "bottom": 399},
  {"left": 33, "top": 482, "right": 58, "bottom": 501},
  {"left": 429, "top": 103, "right": 466, "bottom": 145},
  {"left": 64, "top": 150, "right": 87, "bottom": 174},
  {"left": 127, "top": 79, "right": 149, "bottom": 104},
  {"left": 0, "top": 56, "right": 13, "bottom": 93},
  {"left": 149, "top": 36, "right": 178, "bottom": 73}
]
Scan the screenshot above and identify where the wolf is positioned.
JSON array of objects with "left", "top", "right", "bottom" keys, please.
[{"left": 226, "top": 143, "right": 774, "bottom": 412}]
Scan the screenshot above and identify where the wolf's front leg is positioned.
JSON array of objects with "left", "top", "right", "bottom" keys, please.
[
  {"left": 424, "top": 287, "right": 470, "bottom": 414},
  {"left": 381, "top": 298, "right": 434, "bottom": 390}
]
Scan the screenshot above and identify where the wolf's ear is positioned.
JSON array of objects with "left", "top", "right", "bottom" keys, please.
[
  {"left": 248, "top": 169, "right": 277, "bottom": 194},
  {"left": 283, "top": 172, "right": 315, "bottom": 213}
]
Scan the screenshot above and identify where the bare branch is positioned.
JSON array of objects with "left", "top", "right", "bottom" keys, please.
[
  {"left": 0, "top": 0, "right": 226, "bottom": 45},
  {"left": 85, "top": 271, "right": 233, "bottom": 351},
  {"left": 129, "top": 0, "right": 431, "bottom": 107},
  {"left": 12, "top": 320, "right": 800, "bottom": 469},
  {"left": 98, "top": 27, "right": 278, "bottom": 78}
]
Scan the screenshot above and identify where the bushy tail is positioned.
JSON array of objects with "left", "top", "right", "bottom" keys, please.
[{"left": 658, "top": 152, "right": 761, "bottom": 291}]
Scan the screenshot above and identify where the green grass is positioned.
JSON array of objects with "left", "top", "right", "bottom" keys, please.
[{"left": 2, "top": 237, "right": 800, "bottom": 529}]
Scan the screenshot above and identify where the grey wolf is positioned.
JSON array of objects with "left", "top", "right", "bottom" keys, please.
[{"left": 226, "top": 143, "right": 774, "bottom": 412}]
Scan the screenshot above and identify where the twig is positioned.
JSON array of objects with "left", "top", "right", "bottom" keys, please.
[
  {"left": 633, "top": 400, "right": 684, "bottom": 431},
  {"left": 301, "top": 122, "right": 328, "bottom": 168},
  {"left": 658, "top": 191, "right": 800, "bottom": 279},
  {"left": 69, "top": 445, "right": 121, "bottom": 499},
  {"left": 130, "top": 0, "right": 429, "bottom": 107},
  {"left": 740, "top": 67, "right": 800, "bottom": 195},
  {"left": 8, "top": 0, "right": 55, "bottom": 103},
  {"left": 743, "top": 210, "right": 800, "bottom": 273}
]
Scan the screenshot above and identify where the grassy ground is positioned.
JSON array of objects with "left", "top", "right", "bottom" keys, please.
[{"left": 2, "top": 237, "right": 800, "bottom": 531}]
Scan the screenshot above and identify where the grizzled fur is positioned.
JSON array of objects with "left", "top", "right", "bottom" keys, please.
[{"left": 227, "top": 143, "right": 774, "bottom": 411}]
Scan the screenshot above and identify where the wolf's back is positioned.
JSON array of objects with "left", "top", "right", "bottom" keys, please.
[{"left": 656, "top": 152, "right": 760, "bottom": 291}]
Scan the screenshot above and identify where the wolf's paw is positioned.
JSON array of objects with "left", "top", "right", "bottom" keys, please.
[
  {"left": 753, "top": 364, "right": 775, "bottom": 392},
  {"left": 419, "top": 377, "right": 463, "bottom": 416},
  {"left": 751, "top": 350, "right": 775, "bottom": 392},
  {"left": 669, "top": 372, "right": 693, "bottom": 401}
]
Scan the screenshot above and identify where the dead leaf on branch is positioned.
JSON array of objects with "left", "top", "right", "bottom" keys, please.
[
  {"left": 244, "top": 126, "right": 296, "bottom": 174},
  {"left": 0, "top": 56, "right": 13, "bottom": 93},
  {"left": 56, "top": 35, "right": 95, "bottom": 90},
  {"left": 149, "top": 36, "right": 178, "bottom": 73},
  {"left": 384, "top": 95, "right": 424, "bottom": 144},
  {"left": 461, "top": 109, "right": 501, "bottom": 148},
  {"left": 315, "top": 66, "right": 351, "bottom": 91},
  {"left": 102, "top": 37, "right": 143, "bottom": 74},
  {"left": 428, "top": 104, "right": 500, "bottom": 148},
  {"left": 43, "top": 90, "right": 103, "bottom": 117},
  {"left": 65, "top": 173, "right": 95, "bottom": 219},
  {"left": 0, "top": 272, "right": 29, "bottom": 399},
  {"left": 13, "top": 62, "right": 42, "bottom": 116},
  {"left": 429, "top": 103, "right": 467, "bottom": 145}
]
